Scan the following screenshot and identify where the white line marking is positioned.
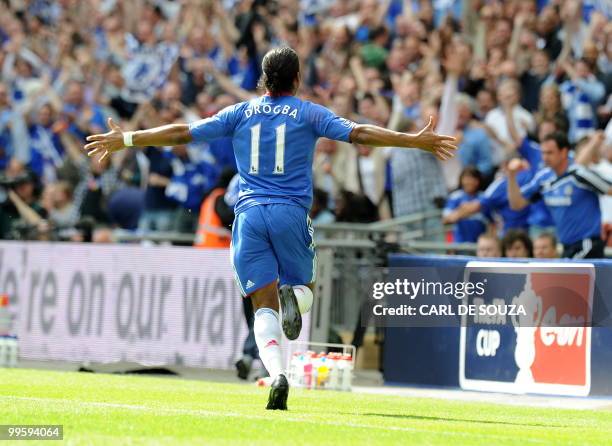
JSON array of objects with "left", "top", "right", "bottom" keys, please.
[{"left": 1, "top": 395, "right": 552, "bottom": 443}]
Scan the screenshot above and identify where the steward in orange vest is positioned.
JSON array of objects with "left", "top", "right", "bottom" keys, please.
[
  {"left": 194, "top": 188, "right": 232, "bottom": 248},
  {"left": 194, "top": 170, "right": 237, "bottom": 248}
]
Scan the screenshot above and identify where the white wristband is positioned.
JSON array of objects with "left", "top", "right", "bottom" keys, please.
[{"left": 123, "top": 131, "right": 134, "bottom": 147}]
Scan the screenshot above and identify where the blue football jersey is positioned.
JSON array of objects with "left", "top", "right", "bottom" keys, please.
[
  {"left": 517, "top": 137, "right": 555, "bottom": 228},
  {"left": 443, "top": 189, "right": 491, "bottom": 242},
  {"left": 189, "top": 95, "right": 356, "bottom": 214},
  {"left": 520, "top": 162, "right": 610, "bottom": 245},
  {"left": 479, "top": 175, "right": 530, "bottom": 233}
]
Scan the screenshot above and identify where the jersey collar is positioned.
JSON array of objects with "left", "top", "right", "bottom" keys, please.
[{"left": 264, "top": 91, "right": 294, "bottom": 97}]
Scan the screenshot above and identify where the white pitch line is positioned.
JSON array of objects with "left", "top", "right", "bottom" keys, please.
[
  {"left": 1, "top": 395, "right": 557, "bottom": 444},
  {"left": 353, "top": 386, "right": 612, "bottom": 411}
]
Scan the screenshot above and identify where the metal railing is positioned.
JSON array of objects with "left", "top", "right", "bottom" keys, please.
[{"left": 112, "top": 213, "right": 612, "bottom": 258}]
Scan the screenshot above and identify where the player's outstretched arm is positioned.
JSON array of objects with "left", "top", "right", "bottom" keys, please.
[
  {"left": 349, "top": 116, "right": 457, "bottom": 161},
  {"left": 84, "top": 118, "right": 192, "bottom": 161}
]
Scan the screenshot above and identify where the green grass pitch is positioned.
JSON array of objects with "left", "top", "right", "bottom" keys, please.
[{"left": 1, "top": 368, "right": 611, "bottom": 445}]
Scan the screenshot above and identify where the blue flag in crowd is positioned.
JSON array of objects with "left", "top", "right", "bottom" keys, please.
[{"left": 121, "top": 34, "right": 179, "bottom": 103}]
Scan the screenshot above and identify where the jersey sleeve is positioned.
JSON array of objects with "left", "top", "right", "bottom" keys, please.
[
  {"left": 520, "top": 171, "right": 544, "bottom": 202},
  {"left": 443, "top": 192, "right": 461, "bottom": 216},
  {"left": 480, "top": 180, "right": 505, "bottom": 212},
  {"left": 573, "top": 166, "right": 612, "bottom": 195},
  {"left": 306, "top": 102, "right": 356, "bottom": 142},
  {"left": 479, "top": 194, "right": 494, "bottom": 221},
  {"left": 189, "top": 104, "right": 238, "bottom": 142},
  {"left": 517, "top": 137, "right": 541, "bottom": 171}
]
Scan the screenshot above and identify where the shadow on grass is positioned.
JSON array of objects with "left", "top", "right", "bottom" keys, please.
[{"left": 343, "top": 412, "right": 568, "bottom": 429}]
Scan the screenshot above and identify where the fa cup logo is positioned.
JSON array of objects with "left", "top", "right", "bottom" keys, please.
[{"left": 511, "top": 276, "right": 543, "bottom": 387}]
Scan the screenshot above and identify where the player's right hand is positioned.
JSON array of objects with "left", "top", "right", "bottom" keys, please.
[
  {"left": 84, "top": 117, "right": 126, "bottom": 162},
  {"left": 413, "top": 116, "right": 457, "bottom": 161}
]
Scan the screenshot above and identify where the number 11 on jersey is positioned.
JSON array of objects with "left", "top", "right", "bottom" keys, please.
[{"left": 249, "top": 123, "right": 286, "bottom": 175}]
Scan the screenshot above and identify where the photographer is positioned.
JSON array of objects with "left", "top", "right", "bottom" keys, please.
[{"left": 0, "top": 167, "right": 48, "bottom": 240}]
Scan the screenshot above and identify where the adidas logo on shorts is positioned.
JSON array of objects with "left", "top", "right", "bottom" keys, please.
[{"left": 246, "top": 280, "right": 255, "bottom": 289}]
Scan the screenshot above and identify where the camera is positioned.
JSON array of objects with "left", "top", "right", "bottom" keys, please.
[{"left": 0, "top": 172, "right": 31, "bottom": 204}]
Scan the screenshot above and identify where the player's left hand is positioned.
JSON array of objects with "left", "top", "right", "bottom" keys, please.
[
  {"left": 84, "top": 118, "right": 126, "bottom": 162},
  {"left": 413, "top": 116, "right": 458, "bottom": 161}
]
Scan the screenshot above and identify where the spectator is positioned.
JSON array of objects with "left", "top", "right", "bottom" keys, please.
[
  {"left": 476, "top": 233, "right": 502, "bottom": 258},
  {"left": 26, "top": 102, "right": 66, "bottom": 184},
  {"left": 310, "top": 188, "right": 335, "bottom": 226},
  {"left": 555, "top": 58, "right": 606, "bottom": 143},
  {"left": 139, "top": 146, "right": 178, "bottom": 233},
  {"left": 485, "top": 79, "right": 536, "bottom": 166},
  {"left": 61, "top": 80, "right": 106, "bottom": 141},
  {"left": 388, "top": 119, "right": 447, "bottom": 240},
  {"left": 59, "top": 132, "right": 120, "bottom": 225},
  {"left": 515, "top": 120, "right": 557, "bottom": 237},
  {"left": 535, "top": 4, "right": 563, "bottom": 60},
  {"left": 437, "top": 55, "right": 494, "bottom": 179},
  {"left": 0, "top": 82, "right": 29, "bottom": 168},
  {"left": 508, "top": 132, "right": 612, "bottom": 259},
  {"left": 558, "top": 0, "right": 589, "bottom": 59},
  {"left": 107, "top": 187, "right": 145, "bottom": 231},
  {"left": 475, "top": 89, "right": 496, "bottom": 121},
  {"left": 345, "top": 143, "right": 389, "bottom": 220},
  {"left": 44, "top": 181, "right": 76, "bottom": 229},
  {"left": 313, "top": 138, "right": 348, "bottom": 210},
  {"left": 534, "top": 84, "right": 569, "bottom": 133},
  {"left": 501, "top": 229, "right": 533, "bottom": 258},
  {"left": 335, "top": 190, "right": 378, "bottom": 223},
  {"left": 165, "top": 144, "right": 220, "bottom": 233},
  {"left": 520, "top": 50, "right": 552, "bottom": 113},
  {"left": 575, "top": 130, "right": 612, "bottom": 246},
  {"left": 443, "top": 166, "right": 491, "bottom": 243},
  {"left": 0, "top": 168, "right": 46, "bottom": 239},
  {"left": 455, "top": 93, "right": 494, "bottom": 179},
  {"left": 533, "top": 232, "right": 559, "bottom": 259}
]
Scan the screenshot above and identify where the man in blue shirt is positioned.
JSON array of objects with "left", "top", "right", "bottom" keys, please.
[
  {"left": 508, "top": 132, "right": 612, "bottom": 258},
  {"left": 516, "top": 121, "right": 556, "bottom": 236},
  {"left": 454, "top": 94, "right": 493, "bottom": 178},
  {"left": 84, "top": 47, "right": 456, "bottom": 410}
]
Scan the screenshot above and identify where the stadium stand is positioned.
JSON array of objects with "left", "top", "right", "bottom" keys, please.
[{"left": 0, "top": 0, "right": 610, "bottom": 258}]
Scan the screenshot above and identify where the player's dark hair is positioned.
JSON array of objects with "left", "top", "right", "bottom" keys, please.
[
  {"left": 501, "top": 229, "right": 533, "bottom": 258},
  {"left": 259, "top": 47, "right": 300, "bottom": 96},
  {"left": 542, "top": 131, "right": 570, "bottom": 151}
]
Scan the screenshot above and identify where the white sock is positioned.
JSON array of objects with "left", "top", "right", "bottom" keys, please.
[
  {"left": 254, "top": 308, "right": 283, "bottom": 378},
  {"left": 293, "top": 285, "right": 314, "bottom": 314}
]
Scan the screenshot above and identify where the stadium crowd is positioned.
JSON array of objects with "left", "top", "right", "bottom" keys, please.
[{"left": 0, "top": 0, "right": 610, "bottom": 256}]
